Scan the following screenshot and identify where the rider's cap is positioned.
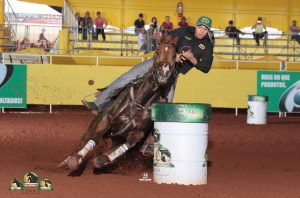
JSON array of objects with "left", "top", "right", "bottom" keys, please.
[{"left": 196, "top": 16, "right": 212, "bottom": 29}]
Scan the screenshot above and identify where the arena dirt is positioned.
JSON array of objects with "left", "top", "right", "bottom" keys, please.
[{"left": 0, "top": 109, "right": 299, "bottom": 198}]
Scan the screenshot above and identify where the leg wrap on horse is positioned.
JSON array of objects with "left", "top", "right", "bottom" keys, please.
[
  {"left": 78, "top": 140, "right": 96, "bottom": 157},
  {"left": 107, "top": 144, "right": 129, "bottom": 162}
]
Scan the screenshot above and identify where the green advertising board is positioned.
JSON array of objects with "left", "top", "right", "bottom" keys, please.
[
  {"left": 0, "top": 64, "right": 27, "bottom": 108},
  {"left": 257, "top": 70, "right": 300, "bottom": 113}
]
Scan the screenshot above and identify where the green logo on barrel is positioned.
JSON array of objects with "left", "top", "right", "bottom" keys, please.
[{"left": 151, "top": 103, "right": 212, "bottom": 123}]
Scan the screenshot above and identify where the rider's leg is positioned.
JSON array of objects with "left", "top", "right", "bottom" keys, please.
[
  {"left": 140, "top": 75, "right": 179, "bottom": 156},
  {"left": 83, "top": 58, "right": 154, "bottom": 112}
]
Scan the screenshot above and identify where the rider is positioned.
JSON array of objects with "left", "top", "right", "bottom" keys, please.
[{"left": 82, "top": 16, "right": 214, "bottom": 113}]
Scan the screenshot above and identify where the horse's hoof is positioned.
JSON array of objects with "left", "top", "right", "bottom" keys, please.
[
  {"left": 67, "top": 155, "right": 83, "bottom": 170},
  {"left": 94, "top": 155, "right": 109, "bottom": 169},
  {"left": 57, "top": 156, "right": 71, "bottom": 168}
]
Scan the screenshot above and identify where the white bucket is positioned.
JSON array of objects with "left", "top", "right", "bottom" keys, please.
[
  {"left": 151, "top": 103, "right": 211, "bottom": 185},
  {"left": 247, "top": 95, "right": 268, "bottom": 124}
]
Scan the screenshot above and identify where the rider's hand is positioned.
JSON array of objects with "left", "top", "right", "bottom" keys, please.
[
  {"left": 176, "top": 53, "right": 184, "bottom": 63},
  {"left": 182, "top": 50, "right": 197, "bottom": 65}
]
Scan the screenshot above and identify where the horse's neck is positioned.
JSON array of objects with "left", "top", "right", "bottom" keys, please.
[{"left": 133, "top": 74, "right": 159, "bottom": 105}]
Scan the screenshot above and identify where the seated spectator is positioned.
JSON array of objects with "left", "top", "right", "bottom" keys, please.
[
  {"left": 149, "top": 17, "right": 159, "bottom": 50},
  {"left": 225, "top": 20, "right": 244, "bottom": 45},
  {"left": 94, "top": 11, "right": 107, "bottom": 41},
  {"left": 82, "top": 11, "right": 93, "bottom": 40},
  {"left": 17, "top": 37, "right": 31, "bottom": 51},
  {"left": 178, "top": 16, "right": 188, "bottom": 28},
  {"left": 252, "top": 16, "right": 268, "bottom": 46},
  {"left": 134, "top": 13, "right": 145, "bottom": 35},
  {"left": 75, "top": 12, "right": 83, "bottom": 33},
  {"left": 137, "top": 27, "right": 149, "bottom": 53},
  {"left": 289, "top": 20, "right": 300, "bottom": 44},
  {"left": 161, "top": 16, "right": 174, "bottom": 33}
]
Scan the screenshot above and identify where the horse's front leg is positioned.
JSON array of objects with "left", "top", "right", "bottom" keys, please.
[
  {"left": 58, "top": 115, "right": 111, "bottom": 170},
  {"left": 93, "top": 130, "right": 144, "bottom": 169}
]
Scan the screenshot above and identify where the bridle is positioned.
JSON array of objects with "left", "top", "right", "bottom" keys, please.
[{"left": 151, "top": 40, "right": 176, "bottom": 85}]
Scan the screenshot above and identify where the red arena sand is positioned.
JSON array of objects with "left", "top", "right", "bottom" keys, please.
[{"left": 0, "top": 108, "right": 299, "bottom": 198}]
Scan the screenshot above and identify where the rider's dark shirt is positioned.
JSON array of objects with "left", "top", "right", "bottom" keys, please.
[{"left": 171, "top": 26, "right": 214, "bottom": 74}]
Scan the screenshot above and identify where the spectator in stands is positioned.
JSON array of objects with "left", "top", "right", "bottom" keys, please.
[
  {"left": 149, "top": 17, "right": 159, "bottom": 50},
  {"left": 289, "top": 20, "right": 300, "bottom": 44},
  {"left": 134, "top": 13, "right": 145, "bottom": 35},
  {"left": 37, "top": 28, "right": 50, "bottom": 50},
  {"left": 94, "top": 11, "right": 107, "bottom": 41},
  {"left": 225, "top": 20, "right": 244, "bottom": 45},
  {"left": 178, "top": 16, "right": 188, "bottom": 28},
  {"left": 75, "top": 12, "right": 83, "bottom": 33},
  {"left": 161, "top": 16, "right": 174, "bottom": 32},
  {"left": 17, "top": 37, "right": 31, "bottom": 51},
  {"left": 82, "top": 11, "right": 93, "bottom": 40},
  {"left": 252, "top": 16, "right": 268, "bottom": 46},
  {"left": 137, "top": 27, "right": 149, "bottom": 53}
]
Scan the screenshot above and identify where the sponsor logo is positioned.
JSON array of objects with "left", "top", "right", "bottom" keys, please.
[
  {"left": 279, "top": 80, "right": 300, "bottom": 112},
  {"left": 199, "top": 44, "right": 205, "bottom": 49},
  {"left": 153, "top": 129, "right": 174, "bottom": 168},
  {"left": 0, "top": 64, "right": 14, "bottom": 89},
  {"left": 178, "top": 107, "right": 204, "bottom": 119}
]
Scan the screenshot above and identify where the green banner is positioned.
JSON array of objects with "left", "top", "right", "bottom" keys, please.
[
  {"left": 257, "top": 70, "right": 300, "bottom": 113},
  {"left": 0, "top": 64, "right": 27, "bottom": 108}
]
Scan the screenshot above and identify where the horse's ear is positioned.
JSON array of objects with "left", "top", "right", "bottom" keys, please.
[
  {"left": 156, "top": 32, "right": 162, "bottom": 43},
  {"left": 172, "top": 36, "right": 179, "bottom": 45}
]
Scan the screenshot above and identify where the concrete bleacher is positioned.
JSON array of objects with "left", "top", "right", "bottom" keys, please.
[
  {"left": 214, "top": 35, "right": 300, "bottom": 61},
  {"left": 66, "top": 30, "right": 300, "bottom": 61},
  {"left": 70, "top": 32, "right": 140, "bottom": 56}
]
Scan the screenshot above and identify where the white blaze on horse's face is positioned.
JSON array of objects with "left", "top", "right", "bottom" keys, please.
[{"left": 162, "top": 62, "right": 170, "bottom": 76}]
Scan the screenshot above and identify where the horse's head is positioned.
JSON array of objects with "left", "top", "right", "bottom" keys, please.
[{"left": 152, "top": 33, "right": 178, "bottom": 84}]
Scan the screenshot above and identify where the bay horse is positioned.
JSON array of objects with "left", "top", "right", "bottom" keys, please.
[{"left": 58, "top": 33, "right": 178, "bottom": 171}]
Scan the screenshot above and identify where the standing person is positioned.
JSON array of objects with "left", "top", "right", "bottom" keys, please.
[
  {"left": 178, "top": 16, "right": 188, "bottom": 28},
  {"left": 149, "top": 17, "right": 159, "bottom": 50},
  {"left": 75, "top": 12, "right": 83, "bottom": 33},
  {"left": 134, "top": 13, "right": 145, "bottom": 35},
  {"left": 225, "top": 20, "right": 244, "bottom": 45},
  {"left": 252, "top": 16, "right": 268, "bottom": 46},
  {"left": 161, "top": 16, "right": 174, "bottom": 32},
  {"left": 82, "top": 11, "right": 93, "bottom": 40},
  {"left": 289, "top": 20, "right": 300, "bottom": 44},
  {"left": 37, "top": 28, "right": 50, "bottom": 50},
  {"left": 82, "top": 16, "right": 214, "bottom": 114},
  {"left": 137, "top": 27, "right": 149, "bottom": 53},
  {"left": 94, "top": 11, "right": 107, "bottom": 41}
]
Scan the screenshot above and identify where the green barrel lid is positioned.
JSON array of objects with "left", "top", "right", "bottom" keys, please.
[
  {"left": 248, "top": 95, "right": 269, "bottom": 102},
  {"left": 151, "top": 103, "right": 212, "bottom": 123}
]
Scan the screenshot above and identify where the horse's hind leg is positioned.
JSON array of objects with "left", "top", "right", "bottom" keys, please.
[
  {"left": 59, "top": 115, "right": 111, "bottom": 170},
  {"left": 94, "top": 130, "right": 144, "bottom": 168}
]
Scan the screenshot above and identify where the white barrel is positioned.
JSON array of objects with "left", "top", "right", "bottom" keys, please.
[
  {"left": 151, "top": 103, "right": 211, "bottom": 185},
  {"left": 247, "top": 95, "right": 268, "bottom": 124}
]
